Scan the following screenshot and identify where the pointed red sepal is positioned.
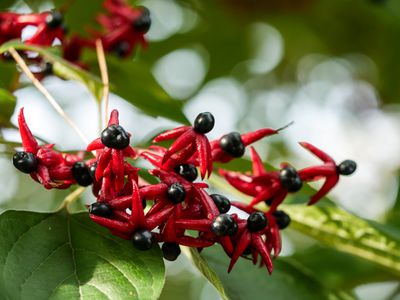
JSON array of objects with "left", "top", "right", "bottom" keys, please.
[
  {"left": 196, "top": 135, "right": 212, "bottom": 178},
  {"left": 112, "top": 210, "right": 131, "bottom": 222},
  {"left": 250, "top": 147, "right": 266, "bottom": 176},
  {"left": 269, "top": 224, "right": 282, "bottom": 258},
  {"left": 175, "top": 219, "right": 211, "bottom": 231},
  {"left": 251, "top": 234, "right": 273, "bottom": 274},
  {"left": 308, "top": 174, "right": 339, "bottom": 205},
  {"left": 196, "top": 188, "right": 220, "bottom": 219},
  {"left": 241, "top": 128, "right": 278, "bottom": 146},
  {"left": 219, "top": 170, "right": 258, "bottom": 197},
  {"left": 162, "top": 217, "right": 177, "bottom": 241},
  {"left": 162, "top": 130, "right": 195, "bottom": 164},
  {"left": 219, "top": 236, "right": 234, "bottom": 256},
  {"left": 176, "top": 236, "right": 214, "bottom": 248},
  {"left": 228, "top": 231, "right": 252, "bottom": 273},
  {"left": 90, "top": 215, "right": 132, "bottom": 233},
  {"left": 230, "top": 201, "right": 256, "bottom": 214},
  {"left": 86, "top": 138, "right": 105, "bottom": 151},
  {"left": 153, "top": 125, "right": 190, "bottom": 143},
  {"left": 145, "top": 204, "right": 175, "bottom": 230},
  {"left": 95, "top": 148, "right": 112, "bottom": 181},
  {"left": 164, "top": 143, "right": 196, "bottom": 170},
  {"left": 299, "top": 165, "right": 336, "bottom": 181},
  {"left": 140, "top": 151, "right": 163, "bottom": 168},
  {"left": 299, "top": 142, "right": 335, "bottom": 164},
  {"left": 18, "top": 108, "right": 39, "bottom": 154},
  {"left": 109, "top": 195, "right": 131, "bottom": 210},
  {"left": 107, "top": 109, "right": 120, "bottom": 126},
  {"left": 140, "top": 183, "right": 168, "bottom": 199},
  {"left": 130, "top": 179, "right": 146, "bottom": 228},
  {"left": 122, "top": 146, "right": 137, "bottom": 158},
  {"left": 249, "top": 183, "right": 281, "bottom": 206}
]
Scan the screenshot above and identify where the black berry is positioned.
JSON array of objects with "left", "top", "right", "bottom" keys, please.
[
  {"left": 101, "top": 124, "right": 130, "bottom": 149},
  {"left": 219, "top": 132, "right": 245, "bottom": 157},
  {"left": 132, "top": 229, "right": 154, "bottom": 250},
  {"left": 133, "top": 7, "right": 151, "bottom": 33},
  {"left": 211, "top": 214, "right": 238, "bottom": 236},
  {"left": 89, "top": 202, "right": 113, "bottom": 217},
  {"left": 242, "top": 246, "right": 252, "bottom": 256},
  {"left": 114, "top": 41, "right": 130, "bottom": 58},
  {"left": 337, "top": 160, "right": 357, "bottom": 176},
  {"left": 167, "top": 183, "right": 186, "bottom": 204},
  {"left": 89, "top": 162, "right": 98, "bottom": 179},
  {"left": 210, "top": 194, "right": 231, "bottom": 213},
  {"left": 71, "top": 162, "right": 93, "bottom": 186},
  {"left": 45, "top": 11, "right": 63, "bottom": 29},
  {"left": 193, "top": 112, "right": 215, "bottom": 134},
  {"left": 279, "top": 166, "right": 302, "bottom": 192},
  {"left": 247, "top": 212, "right": 268, "bottom": 232},
  {"left": 43, "top": 62, "right": 53, "bottom": 75},
  {"left": 273, "top": 210, "right": 291, "bottom": 230},
  {"left": 162, "top": 242, "right": 181, "bottom": 261},
  {"left": 174, "top": 164, "right": 198, "bottom": 182},
  {"left": 264, "top": 198, "right": 273, "bottom": 206},
  {"left": 13, "top": 151, "right": 37, "bottom": 173}
]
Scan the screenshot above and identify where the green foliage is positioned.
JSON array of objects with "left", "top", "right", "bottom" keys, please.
[
  {"left": 0, "top": 210, "right": 165, "bottom": 300},
  {"left": 0, "top": 41, "right": 104, "bottom": 102},
  {"left": 283, "top": 204, "right": 400, "bottom": 275},
  {"left": 0, "top": 88, "right": 16, "bottom": 126},
  {"left": 184, "top": 247, "right": 229, "bottom": 300},
  {"left": 197, "top": 246, "right": 354, "bottom": 300}
]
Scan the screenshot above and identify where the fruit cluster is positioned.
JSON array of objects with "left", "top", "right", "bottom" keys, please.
[
  {"left": 13, "top": 108, "right": 356, "bottom": 273},
  {"left": 0, "top": 0, "right": 150, "bottom": 71}
]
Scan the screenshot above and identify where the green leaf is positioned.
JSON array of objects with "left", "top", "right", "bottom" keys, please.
[
  {"left": 0, "top": 60, "right": 18, "bottom": 90},
  {"left": 0, "top": 88, "right": 16, "bottom": 126},
  {"left": 53, "top": 0, "right": 104, "bottom": 37},
  {"left": 199, "top": 246, "right": 353, "bottom": 300},
  {"left": 283, "top": 204, "right": 400, "bottom": 276},
  {"left": 183, "top": 247, "right": 229, "bottom": 300},
  {"left": 288, "top": 246, "right": 398, "bottom": 290},
  {"left": 0, "top": 41, "right": 104, "bottom": 102},
  {"left": 0, "top": 210, "right": 165, "bottom": 299},
  {"left": 0, "top": 0, "right": 16, "bottom": 10}
]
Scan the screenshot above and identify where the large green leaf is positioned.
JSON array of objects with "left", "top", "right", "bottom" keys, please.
[
  {"left": 197, "top": 246, "right": 353, "bottom": 300},
  {"left": 0, "top": 88, "right": 16, "bottom": 126},
  {"left": 0, "top": 210, "right": 165, "bottom": 300},
  {"left": 0, "top": 41, "right": 104, "bottom": 102},
  {"left": 283, "top": 204, "right": 400, "bottom": 276}
]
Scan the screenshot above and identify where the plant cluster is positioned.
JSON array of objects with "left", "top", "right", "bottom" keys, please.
[
  {"left": 0, "top": 0, "right": 149, "bottom": 72},
  {"left": 13, "top": 107, "right": 356, "bottom": 273}
]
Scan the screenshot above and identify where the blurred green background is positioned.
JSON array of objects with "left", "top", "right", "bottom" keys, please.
[{"left": 1, "top": 0, "right": 400, "bottom": 299}]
